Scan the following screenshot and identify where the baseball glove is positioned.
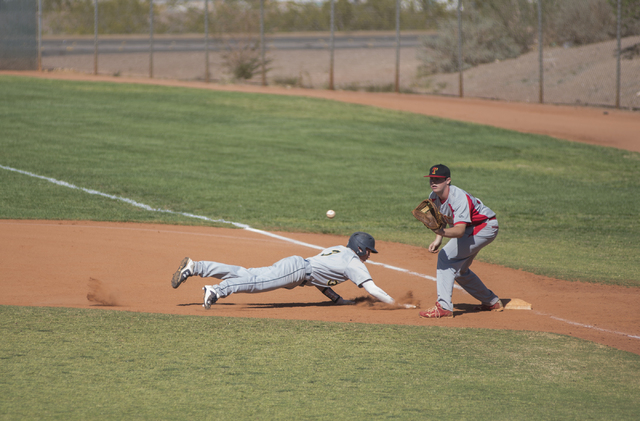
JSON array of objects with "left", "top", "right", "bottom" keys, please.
[{"left": 412, "top": 199, "right": 446, "bottom": 230}]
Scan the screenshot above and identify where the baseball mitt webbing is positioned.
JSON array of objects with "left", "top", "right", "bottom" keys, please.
[{"left": 412, "top": 199, "right": 446, "bottom": 230}]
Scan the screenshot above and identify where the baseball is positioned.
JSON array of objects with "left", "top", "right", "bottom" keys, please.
[{"left": 326, "top": 209, "right": 335, "bottom": 219}]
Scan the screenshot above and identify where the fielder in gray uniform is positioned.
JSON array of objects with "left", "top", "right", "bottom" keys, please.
[
  {"left": 418, "top": 164, "right": 502, "bottom": 319},
  {"left": 171, "top": 232, "right": 414, "bottom": 309}
]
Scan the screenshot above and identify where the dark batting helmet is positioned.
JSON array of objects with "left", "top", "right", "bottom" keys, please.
[{"left": 347, "top": 232, "right": 378, "bottom": 259}]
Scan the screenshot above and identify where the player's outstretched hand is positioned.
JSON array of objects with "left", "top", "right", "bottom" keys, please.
[{"left": 336, "top": 297, "right": 356, "bottom": 305}]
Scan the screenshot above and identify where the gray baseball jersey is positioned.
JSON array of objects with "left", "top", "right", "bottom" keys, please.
[{"left": 305, "top": 245, "right": 372, "bottom": 288}]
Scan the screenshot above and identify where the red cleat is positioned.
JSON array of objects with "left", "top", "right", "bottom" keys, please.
[
  {"left": 419, "top": 302, "right": 453, "bottom": 319},
  {"left": 474, "top": 299, "right": 504, "bottom": 312}
]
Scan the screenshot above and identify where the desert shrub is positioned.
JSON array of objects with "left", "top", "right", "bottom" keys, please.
[
  {"left": 620, "top": 43, "right": 640, "bottom": 59},
  {"left": 267, "top": 1, "right": 327, "bottom": 32},
  {"left": 474, "top": 0, "right": 537, "bottom": 52},
  {"left": 41, "top": 0, "right": 450, "bottom": 35},
  {"left": 609, "top": 0, "right": 640, "bottom": 37},
  {"left": 418, "top": 6, "right": 525, "bottom": 75},
  {"left": 214, "top": 1, "right": 268, "bottom": 80},
  {"left": 547, "top": 0, "right": 617, "bottom": 46},
  {"left": 275, "top": 0, "right": 448, "bottom": 32},
  {"left": 97, "top": 0, "right": 150, "bottom": 34},
  {"left": 210, "top": 0, "right": 260, "bottom": 34},
  {"left": 43, "top": 0, "right": 95, "bottom": 35},
  {"left": 328, "top": 0, "right": 396, "bottom": 31},
  {"left": 153, "top": 1, "right": 206, "bottom": 34},
  {"left": 42, "top": 0, "right": 149, "bottom": 35},
  {"left": 418, "top": 0, "right": 634, "bottom": 75},
  {"left": 222, "top": 39, "right": 271, "bottom": 80}
]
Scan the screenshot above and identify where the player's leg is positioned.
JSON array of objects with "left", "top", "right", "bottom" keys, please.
[
  {"left": 453, "top": 222, "right": 501, "bottom": 307},
  {"left": 435, "top": 222, "right": 497, "bottom": 308},
  {"left": 435, "top": 239, "right": 463, "bottom": 312},
  {"left": 190, "top": 260, "right": 252, "bottom": 308},
  {"left": 455, "top": 265, "right": 500, "bottom": 306},
  {"left": 211, "top": 256, "right": 308, "bottom": 299},
  {"left": 419, "top": 245, "right": 459, "bottom": 318},
  {"left": 171, "top": 257, "right": 249, "bottom": 289},
  {"left": 194, "top": 261, "right": 250, "bottom": 280}
]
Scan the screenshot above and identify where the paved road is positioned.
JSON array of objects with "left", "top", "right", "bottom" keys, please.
[{"left": 42, "top": 33, "right": 433, "bottom": 56}]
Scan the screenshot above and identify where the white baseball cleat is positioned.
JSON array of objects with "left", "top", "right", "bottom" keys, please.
[
  {"left": 171, "top": 257, "right": 194, "bottom": 289},
  {"left": 203, "top": 286, "right": 220, "bottom": 309}
]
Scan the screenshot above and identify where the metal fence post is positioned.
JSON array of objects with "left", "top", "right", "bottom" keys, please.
[
  {"left": 260, "top": 0, "right": 266, "bottom": 86},
  {"left": 149, "top": 0, "right": 154, "bottom": 79},
  {"left": 37, "top": 0, "right": 42, "bottom": 71},
  {"left": 538, "top": 0, "right": 543, "bottom": 104},
  {"left": 329, "top": 0, "right": 335, "bottom": 90},
  {"left": 395, "top": 0, "right": 400, "bottom": 93},
  {"left": 94, "top": 0, "right": 98, "bottom": 75},
  {"left": 204, "top": 0, "right": 209, "bottom": 83},
  {"left": 616, "top": 0, "right": 621, "bottom": 109},
  {"left": 457, "top": 0, "right": 463, "bottom": 98}
]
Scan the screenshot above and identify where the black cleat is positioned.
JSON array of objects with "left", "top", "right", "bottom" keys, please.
[{"left": 171, "top": 257, "right": 194, "bottom": 289}]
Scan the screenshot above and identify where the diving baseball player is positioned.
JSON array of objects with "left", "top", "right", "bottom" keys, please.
[{"left": 171, "top": 232, "right": 414, "bottom": 309}]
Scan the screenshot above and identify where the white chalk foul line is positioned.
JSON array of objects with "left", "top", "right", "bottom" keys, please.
[
  {"left": 0, "top": 164, "right": 247, "bottom": 227},
  {"left": 2, "top": 164, "right": 637, "bottom": 342},
  {"left": 0, "top": 164, "right": 337, "bottom": 250},
  {"left": 539, "top": 313, "right": 640, "bottom": 340}
]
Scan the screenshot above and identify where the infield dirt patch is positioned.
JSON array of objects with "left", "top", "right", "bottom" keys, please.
[
  {"left": 1, "top": 220, "right": 639, "bottom": 354},
  {"left": 1, "top": 71, "right": 639, "bottom": 355}
]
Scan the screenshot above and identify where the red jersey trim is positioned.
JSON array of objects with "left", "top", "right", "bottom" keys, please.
[{"left": 467, "top": 194, "right": 489, "bottom": 224}]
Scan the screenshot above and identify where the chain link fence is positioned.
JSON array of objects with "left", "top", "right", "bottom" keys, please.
[{"left": 4, "top": 0, "right": 639, "bottom": 109}]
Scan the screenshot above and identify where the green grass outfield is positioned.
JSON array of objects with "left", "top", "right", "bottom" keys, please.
[
  {"left": 2, "top": 306, "right": 639, "bottom": 420},
  {"left": 1, "top": 76, "right": 639, "bottom": 419}
]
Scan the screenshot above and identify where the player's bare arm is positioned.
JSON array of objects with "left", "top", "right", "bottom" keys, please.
[
  {"left": 428, "top": 235, "right": 443, "bottom": 253},
  {"left": 362, "top": 281, "right": 417, "bottom": 309},
  {"left": 433, "top": 224, "right": 466, "bottom": 239}
]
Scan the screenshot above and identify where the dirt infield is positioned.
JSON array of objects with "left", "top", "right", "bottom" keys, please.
[{"left": 2, "top": 71, "right": 639, "bottom": 355}]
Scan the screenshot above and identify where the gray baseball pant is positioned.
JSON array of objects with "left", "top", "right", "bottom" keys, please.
[
  {"left": 436, "top": 220, "right": 499, "bottom": 311},
  {"left": 193, "top": 255, "right": 311, "bottom": 299}
]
